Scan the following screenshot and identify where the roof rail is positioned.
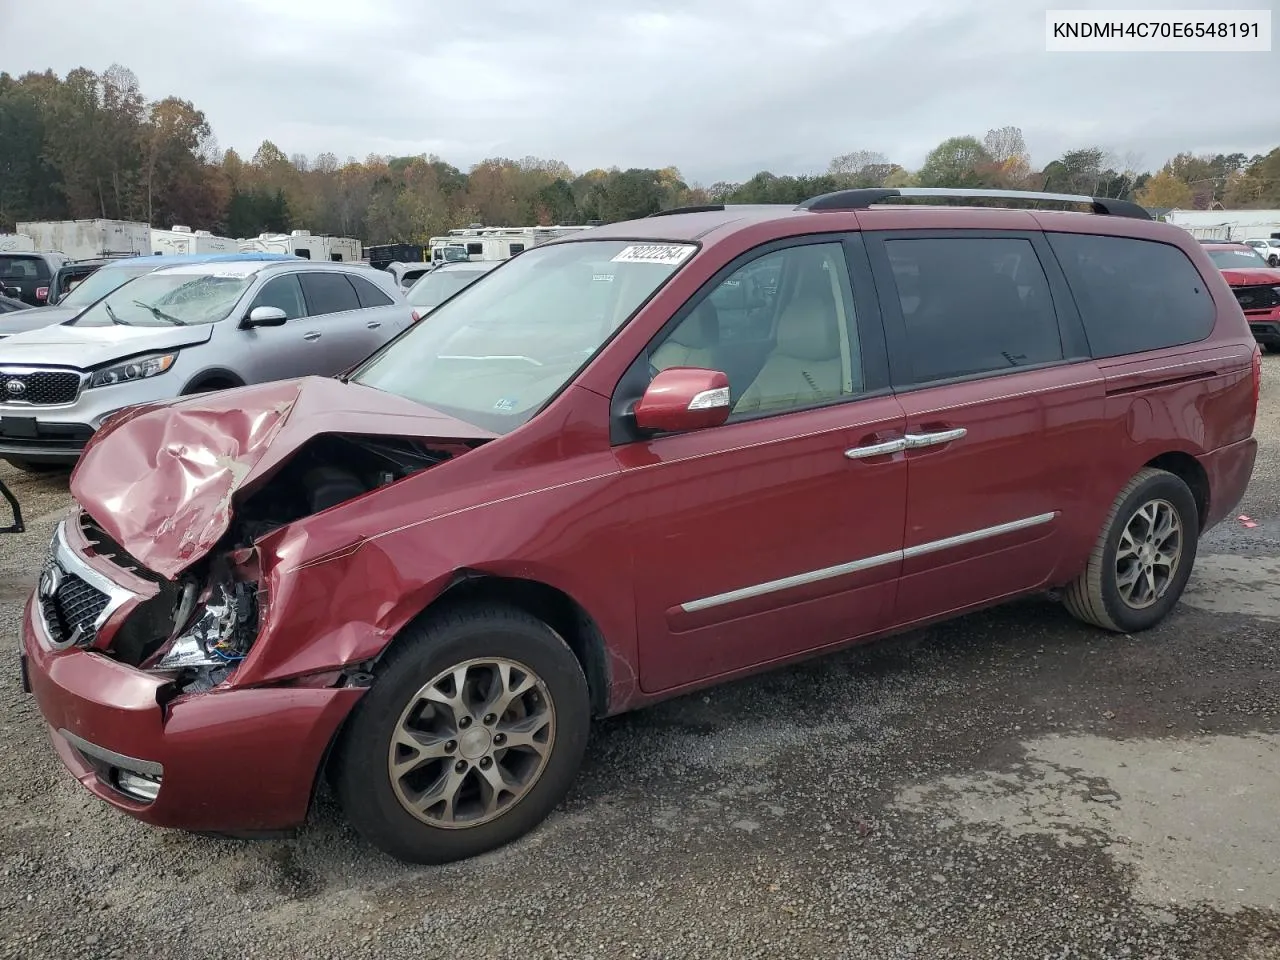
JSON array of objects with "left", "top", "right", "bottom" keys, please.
[
  {"left": 797, "top": 188, "right": 1151, "bottom": 220},
  {"left": 646, "top": 204, "right": 726, "bottom": 217}
]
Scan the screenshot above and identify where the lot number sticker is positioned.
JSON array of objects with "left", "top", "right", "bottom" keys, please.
[{"left": 611, "top": 244, "right": 696, "bottom": 266}]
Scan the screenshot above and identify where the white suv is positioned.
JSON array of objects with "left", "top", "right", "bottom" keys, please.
[{"left": 1243, "top": 238, "right": 1280, "bottom": 266}]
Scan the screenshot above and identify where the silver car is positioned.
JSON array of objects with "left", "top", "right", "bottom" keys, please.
[
  {"left": 0, "top": 259, "right": 416, "bottom": 470},
  {"left": 405, "top": 260, "right": 499, "bottom": 315}
]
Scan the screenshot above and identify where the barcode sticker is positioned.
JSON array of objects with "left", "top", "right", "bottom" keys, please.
[{"left": 610, "top": 244, "right": 696, "bottom": 266}]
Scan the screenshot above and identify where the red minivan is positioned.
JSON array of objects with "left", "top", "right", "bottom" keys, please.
[{"left": 21, "top": 189, "right": 1260, "bottom": 863}]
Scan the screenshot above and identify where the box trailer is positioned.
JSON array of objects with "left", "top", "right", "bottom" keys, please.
[
  {"left": 16, "top": 219, "right": 151, "bottom": 259},
  {"left": 0, "top": 234, "right": 35, "bottom": 253},
  {"left": 151, "top": 225, "right": 238, "bottom": 256},
  {"left": 428, "top": 224, "right": 593, "bottom": 263},
  {"left": 239, "top": 229, "right": 361, "bottom": 262}
]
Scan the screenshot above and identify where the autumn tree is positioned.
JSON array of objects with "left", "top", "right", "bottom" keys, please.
[
  {"left": 917, "top": 136, "right": 992, "bottom": 187},
  {"left": 1136, "top": 170, "right": 1193, "bottom": 209}
]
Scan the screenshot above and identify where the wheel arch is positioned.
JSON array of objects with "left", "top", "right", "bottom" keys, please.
[
  {"left": 1144, "top": 450, "right": 1209, "bottom": 531},
  {"left": 181, "top": 366, "right": 245, "bottom": 394},
  {"left": 375, "top": 571, "right": 613, "bottom": 719}
]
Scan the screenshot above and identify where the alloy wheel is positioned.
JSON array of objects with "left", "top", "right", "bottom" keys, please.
[
  {"left": 388, "top": 657, "right": 556, "bottom": 829},
  {"left": 1115, "top": 498, "right": 1183, "bottom": 610}
]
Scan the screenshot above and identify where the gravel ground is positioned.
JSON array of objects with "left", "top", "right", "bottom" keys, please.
[{"left": 1, "top": 357, "right": 1278, "bottom": 960}]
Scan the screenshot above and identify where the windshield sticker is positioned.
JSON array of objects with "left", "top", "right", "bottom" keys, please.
[
  {"left": 610, "top": 244, "right": 696, "bottom": 266},
  {"left": 493, "top": 397, "right": 519, "bottom": 412},
  {"left": 592, "top": 273, "right": 614, "bottom": 282}
]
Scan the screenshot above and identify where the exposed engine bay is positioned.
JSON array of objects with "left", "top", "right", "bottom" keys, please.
[{"left": 82, "top": 432, "right": 475, "bottom": 692}]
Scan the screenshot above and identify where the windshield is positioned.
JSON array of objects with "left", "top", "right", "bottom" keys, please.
[
  {"left": 1208, "top": 248, "right": 1268, "bottom": 269},
  {"left": 351, "top": 239, "right": 697, "bottom": 433},
  {"left": 406, "top": 266, "right": 494, "bottom": 311},
  {"left": 71, "top": 269, "right": 256, "bottom": 327},
  {"left": 57, "top": 263, "right": 156, "bottom": 309}
]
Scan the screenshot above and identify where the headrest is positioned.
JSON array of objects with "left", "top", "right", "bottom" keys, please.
[
  {"left": 669, "top": 299, "right": 720, "bottom": 349},
  {"left": 775, "top": 296, "right": 840, "bottom": 362}
]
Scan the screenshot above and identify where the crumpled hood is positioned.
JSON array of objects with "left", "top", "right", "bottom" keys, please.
[
  {"left": 0, "top": 304, "right": 80, "bottom": 338},
  {"left": 1220, "top": 267, "right": 1280, "bottom": 287},
  {"left": 0, "top": 322, "right": 213, "bottom": 368},
  {"left": 71, "top": 376, "right": 497, "bottom": 579}
]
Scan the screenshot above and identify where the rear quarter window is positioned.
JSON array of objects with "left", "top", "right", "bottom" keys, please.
[
  {"left": 349, "top": 274, "right": 395, "bottom": 308},
  {"left": 1047, "top": 233, "right": 1215, "bottom": 359}
]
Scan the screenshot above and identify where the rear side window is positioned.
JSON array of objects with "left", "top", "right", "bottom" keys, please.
[
  {"left": 1047, "top": 233, "right": 1214, "bottom": 358},
  {"left": 349, "top": 274, "right": 394, "bottom": 307},
  {"left": 884, "top": 237, "right": 1063, "bottom": 384},
  {"left": 299, "top": 272, "right": 361, "bottom": 315}
]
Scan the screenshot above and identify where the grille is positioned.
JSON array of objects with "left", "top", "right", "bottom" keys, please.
[
  {"left": 38, "top": 562, "right": 110, "bottom": 646},
  {"left": 1233, "top": 284, "right": 1280, "bottom": 314},
  {"left": 0, "top": 370, "right": 81, "bottom": 405}
]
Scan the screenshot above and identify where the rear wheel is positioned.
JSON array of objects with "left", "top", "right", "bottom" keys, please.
[
  {"left": 331, "top": 604, "right": 591, "bottom": 864},
  {"left": 1268, "top": 255, "right": 1279, "bottom": 268},
  {"left": 1064, "top": 468, "right": 1199, "bottom": 633}
]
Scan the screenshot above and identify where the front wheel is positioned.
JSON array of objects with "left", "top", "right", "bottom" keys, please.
[
  {"left": 1063, "top": 467, "right": 1199, "bottom": 633},
  {"left": 331, "top": 604, "right": 591, "bottom": 864},
  {"left": 1268, "top": 255, "right": 1279, "bottom": 268}
]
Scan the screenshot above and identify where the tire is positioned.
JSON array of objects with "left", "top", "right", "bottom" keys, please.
[
  {"left": 3, "top": 458, "right": 66, "bottom": 474},
  {"left": 1064, "top": 467, "right": 1199, "bottom": 633},
  {"left": 1269, "top": 256, "right": 1279, "bottom": 268},
  {"left": 331, "top": 603, "right": 591, "bottom": 864}
]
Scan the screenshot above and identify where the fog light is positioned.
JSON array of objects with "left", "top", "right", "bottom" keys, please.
[{"left": 115, "top": 770, "right": 162, "bottom": 802}]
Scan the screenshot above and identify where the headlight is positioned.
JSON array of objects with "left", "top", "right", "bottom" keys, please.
[{"left": 89, "top": 353, "right": 177, "bottom": 389}]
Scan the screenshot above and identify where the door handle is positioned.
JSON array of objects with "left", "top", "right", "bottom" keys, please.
[
  {"left": 366, "top": 321, "right": 381, "bottom": 329},
  {"left": 904, "top": 427, "right": 967, "bottom": 449},
  {"left": 303, "top": 332, "right": 321, "bottom": 342},
  {"left": 844, "top": 437, "right": 907, "bottom": 459}
]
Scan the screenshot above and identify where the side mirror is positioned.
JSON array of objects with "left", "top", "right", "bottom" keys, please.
[
  {"left": 242, "top": 305, "right": 288, "bottom": 328},
  {"left": 634, "top": 367, "right": 731, "bottom": 434}
]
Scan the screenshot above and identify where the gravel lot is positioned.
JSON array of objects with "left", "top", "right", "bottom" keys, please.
[{"left": 2, "top": 358, "right": 1278, "bottom": 960}]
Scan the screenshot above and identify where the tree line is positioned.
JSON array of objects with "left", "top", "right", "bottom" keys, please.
[{"left": 2, "top": 65, "right": 1279, "bottom": 245}]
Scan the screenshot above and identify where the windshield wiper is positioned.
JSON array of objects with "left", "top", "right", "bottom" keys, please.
[
  {"left": 103, "top": 302, "right": 128, "bottom": 326},
  {"left": 132, "top": 299, "right": 184, "bottom": 326}
]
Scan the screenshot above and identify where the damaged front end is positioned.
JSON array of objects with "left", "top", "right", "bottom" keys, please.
[
  {"left": 145, "top": 554, "right": 261, "bottom": 692},
  {"left": 53, "top": 377, "right": 496, "bottom": 695},
  {"left": 69, "top": 430, "right": 473, "bottom": 695}
]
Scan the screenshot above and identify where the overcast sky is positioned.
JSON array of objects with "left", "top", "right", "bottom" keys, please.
[{"left": 4, "top": 0, "right": 1277, "bottom": 184}]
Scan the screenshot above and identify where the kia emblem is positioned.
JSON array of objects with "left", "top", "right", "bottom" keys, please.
[
  {"left": 39, "top": 564, "right": 62, "bottom": 600},
  {"left": 4, "top": 379, "right": 25, "bottom": 398}
]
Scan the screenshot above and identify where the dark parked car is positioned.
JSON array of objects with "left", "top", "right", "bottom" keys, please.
[
  {"left": 21, "top": 188, "right": 1259, "bottom": 866},
  {"left": 46, "top": 257, "right": 117, "bottom": 305},
  {"left": 0, "top": 252, "right": 69, "bottom": 305}
]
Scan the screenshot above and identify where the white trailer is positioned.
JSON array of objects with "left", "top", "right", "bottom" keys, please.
[
  {"left": 1164, "top": 209, "right": 1280, "bottom": 242},
  {"left": 238, "top": 229, "right": 361, "bottom": 262},
  {"left": 151, "top": 225, "right": 238, "bottom": 256},
  {"left": 16, "top": 219, "right": 151, "bottom": 259},
  {"left": 428, "top": 224, "right": 593, "bottom": 263},
  {"left": 0, "top": 234, "right": 35, "bottom": 253}
]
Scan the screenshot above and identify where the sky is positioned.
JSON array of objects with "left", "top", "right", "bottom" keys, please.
[{"left": 3, "top": 0, "right": 1277, "bottom": 185}]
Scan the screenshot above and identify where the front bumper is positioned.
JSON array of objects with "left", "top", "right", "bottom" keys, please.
[
  {"left": 1248, "top": 320, "right": 1280, "bottom": 347},
  {"left": 20, "top": 539, "right": 365, "bottom": 832},
  {"left": 0, "top": 367, "right": 179, "bottom": 463}
]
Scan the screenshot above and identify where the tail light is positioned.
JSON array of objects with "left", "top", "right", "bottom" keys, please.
[
  {"left": 410, "top": 310, "right": 422, "bottom": 323},
  {"left": 35, "top": 286, "right": 48, "bottom": 302}
]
